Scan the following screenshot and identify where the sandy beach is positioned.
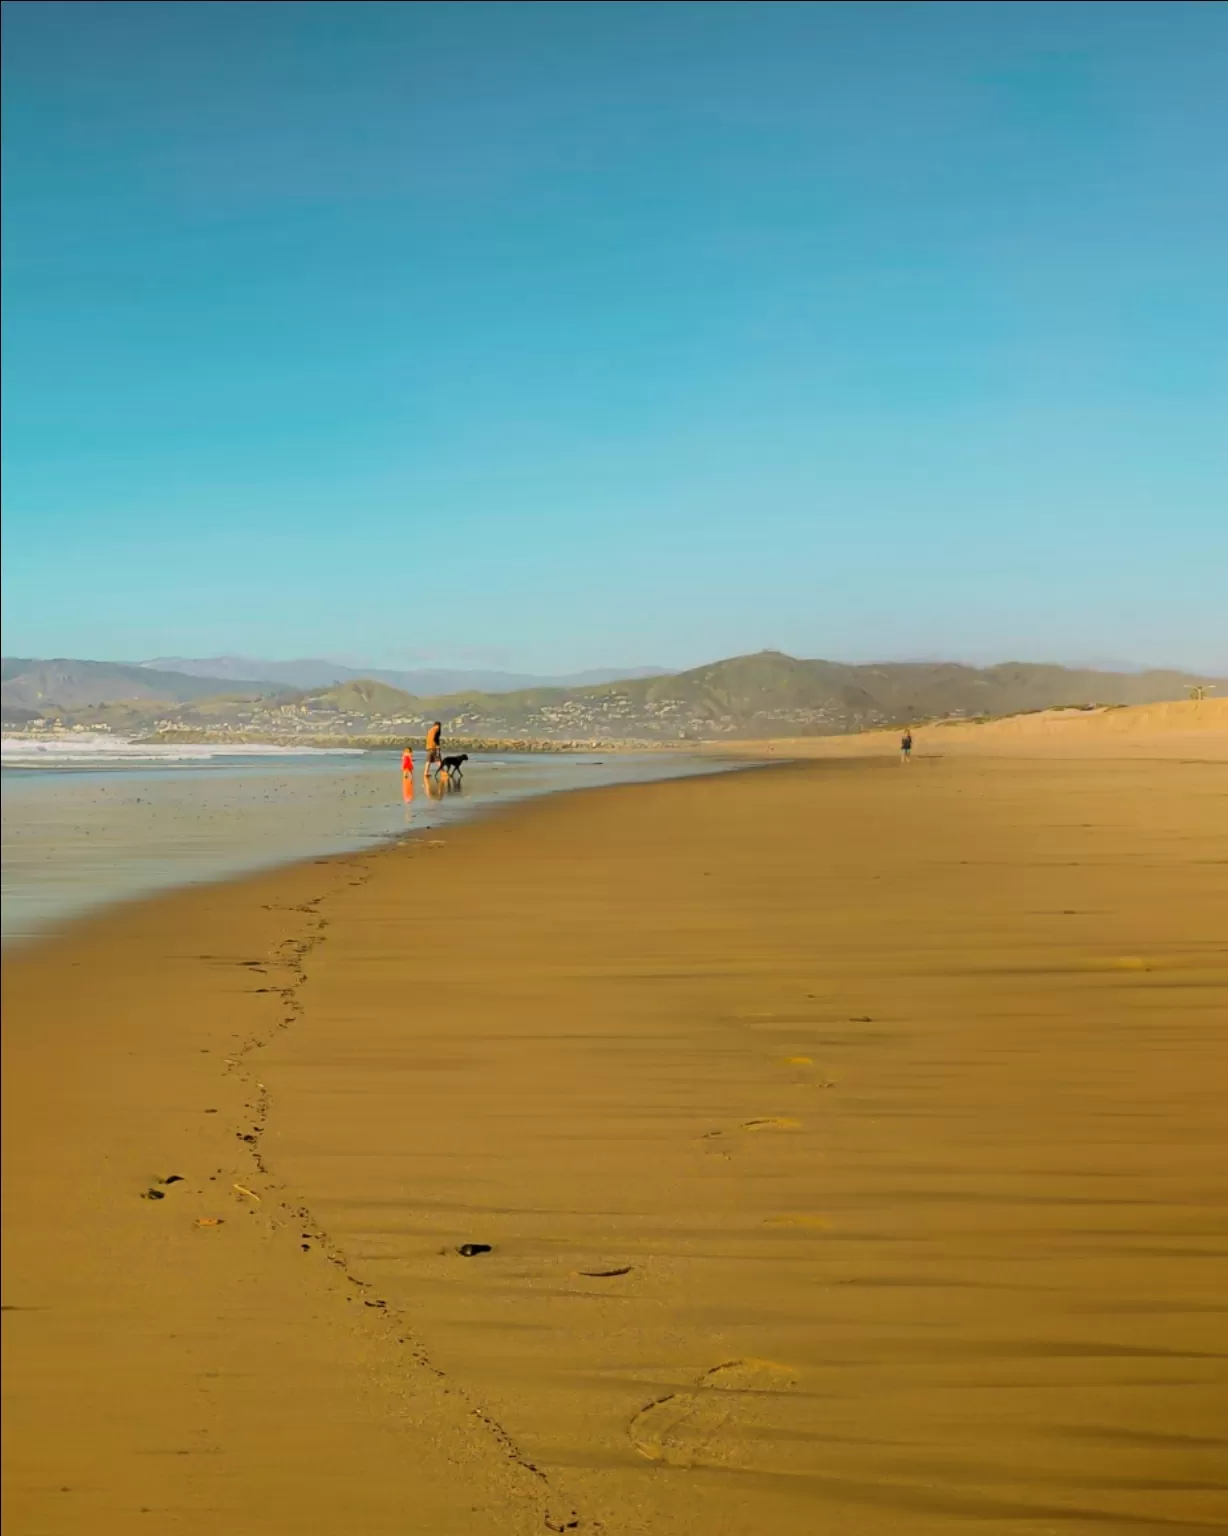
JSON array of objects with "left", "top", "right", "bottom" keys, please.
[{"left": 4, "top": 713, "right": 1227, "bottom": 1534}]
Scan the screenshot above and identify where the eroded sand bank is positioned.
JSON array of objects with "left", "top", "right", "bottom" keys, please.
[{"left": 4, "top": 740, "right": 1227, "bottom": 1533}]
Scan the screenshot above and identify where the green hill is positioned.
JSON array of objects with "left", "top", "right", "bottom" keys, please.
[{"left": 298, "top": 679, "right": 424, "bottom": 716}]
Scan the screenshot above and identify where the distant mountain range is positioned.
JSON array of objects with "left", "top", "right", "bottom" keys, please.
[
  {"left": 3, "top": 651, "right": 1220, "bottom": 739},
  {"left": 0, "top": 657, "right": 280, "bottom": 717},
  {"left": 141, "top": 656, "right": 672, "bottom": 694}
]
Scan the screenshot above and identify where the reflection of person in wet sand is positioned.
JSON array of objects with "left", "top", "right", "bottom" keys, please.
[
  {"left": 425, "top": 721, "right": 443, "bottom": 778},
  {"left": 423, "top": 769, "right": 446, "bottom": 801},
  {"left": 901, "top": 729, "right": 913, "bottom": 763}
]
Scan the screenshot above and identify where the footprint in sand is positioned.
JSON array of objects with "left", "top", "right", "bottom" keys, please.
[
  {"left": 740, "top": 1117, "right": 800, "bottom": 1132},
  {"left": 629, "top": 1359, "right": 798, "bottom": 1468}
]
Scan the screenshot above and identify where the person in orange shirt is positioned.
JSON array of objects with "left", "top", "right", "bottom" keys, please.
[{"left": 425, "top": 721, "right": 443, "bottom": 777}]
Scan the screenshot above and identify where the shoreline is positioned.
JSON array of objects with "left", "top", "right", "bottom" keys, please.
[
  {"left": 3, "top": 730, "right": 703, "bottom": 754},
  {"left": 2, "top": 749, "right": 749, "bottom": 950},
  {"left": 4, "top": 738, "right": 1227, "bottom": 1533}
]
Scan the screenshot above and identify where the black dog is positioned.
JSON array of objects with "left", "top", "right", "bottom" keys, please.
[{"left": 439, "top": 753, "right": 469, "bottom": 782}]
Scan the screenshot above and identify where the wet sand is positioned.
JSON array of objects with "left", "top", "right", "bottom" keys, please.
[
  {"left": 4, "top": 740, "right": 1227, "bottom": 1532},
  {"left": 1, "top": 751, "right": 725, "bottom": 944}
]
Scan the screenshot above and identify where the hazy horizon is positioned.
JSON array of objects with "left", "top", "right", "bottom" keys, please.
[{"left": 4, "top": 646, "right": 1224, "bottom": 682}]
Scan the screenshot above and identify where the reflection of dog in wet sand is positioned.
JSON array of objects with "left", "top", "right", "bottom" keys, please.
[{"left": 439, "top": 753, "right": 469, "bottom": 782}]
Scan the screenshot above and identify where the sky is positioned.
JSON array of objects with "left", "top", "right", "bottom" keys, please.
[{"left": 2, "top": 0, "right": 1226, "bottom": 675}]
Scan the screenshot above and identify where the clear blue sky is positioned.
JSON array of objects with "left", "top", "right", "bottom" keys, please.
[{"left": 3, "top": 0, "right": 1225, "bottom": 673}]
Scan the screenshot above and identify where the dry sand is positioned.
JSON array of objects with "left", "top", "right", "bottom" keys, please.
[
  {"left": 750, "top": 696, "right": 1228, "bottom": 761},
  {"left": 4, "top": 712, "right": 1227, "bottom": 1533}
]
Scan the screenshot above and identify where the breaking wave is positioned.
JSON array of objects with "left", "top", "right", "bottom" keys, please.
[{"left": 1, "top": 734, "right": 364, "bottom": 767}]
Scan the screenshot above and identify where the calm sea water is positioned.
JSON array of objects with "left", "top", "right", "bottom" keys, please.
[{"left": 1, "top": 745, "right": 732, "bottom": 945}]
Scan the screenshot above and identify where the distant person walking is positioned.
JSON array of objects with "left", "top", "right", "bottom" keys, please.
[
  {"left": 901, "top": 729, "right": 913, "bottom": 764},
  {"left": 425, "top": 721, "right": 443, "bottom": 777}
]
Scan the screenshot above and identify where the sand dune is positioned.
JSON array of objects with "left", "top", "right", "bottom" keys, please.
[
  {"left": 3, "top": 748, "right": 1227, "bottom": 1532},
  {"left": 753, "top": 695, "right": 1228, "bottom": 761}
]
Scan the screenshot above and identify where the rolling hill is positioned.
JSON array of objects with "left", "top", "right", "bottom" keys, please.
[
  {"left": 66, "top": 651, "right": 1216, "bottom": 743},
  {"left": 391, "top": 654, "right": 1222, "bottom": 740},
  {"left": 0, "top": 658, "right": 288, "bottom": 714},
  {"left": 141, "top": 656, "right": 672, "bottom": 694},
  {"left": 5, "top": 651, "right": 1220, "bottom": 741}
]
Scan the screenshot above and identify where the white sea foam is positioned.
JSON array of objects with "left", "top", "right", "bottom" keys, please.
[{"left": 1, "top": 734, "right": 364, "bottom": 766}]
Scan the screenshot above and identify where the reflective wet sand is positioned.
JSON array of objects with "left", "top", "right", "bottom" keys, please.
[{"left": 1, "top": 751, "right": 723, "bottom": 943}]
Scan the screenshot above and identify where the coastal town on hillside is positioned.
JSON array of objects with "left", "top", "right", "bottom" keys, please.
[
  {"left": 6, "top": 651, "right": 1220, "bottom": 750},
  {"left": 3, "top": 686, "right": 891, "bottom": 748}
]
